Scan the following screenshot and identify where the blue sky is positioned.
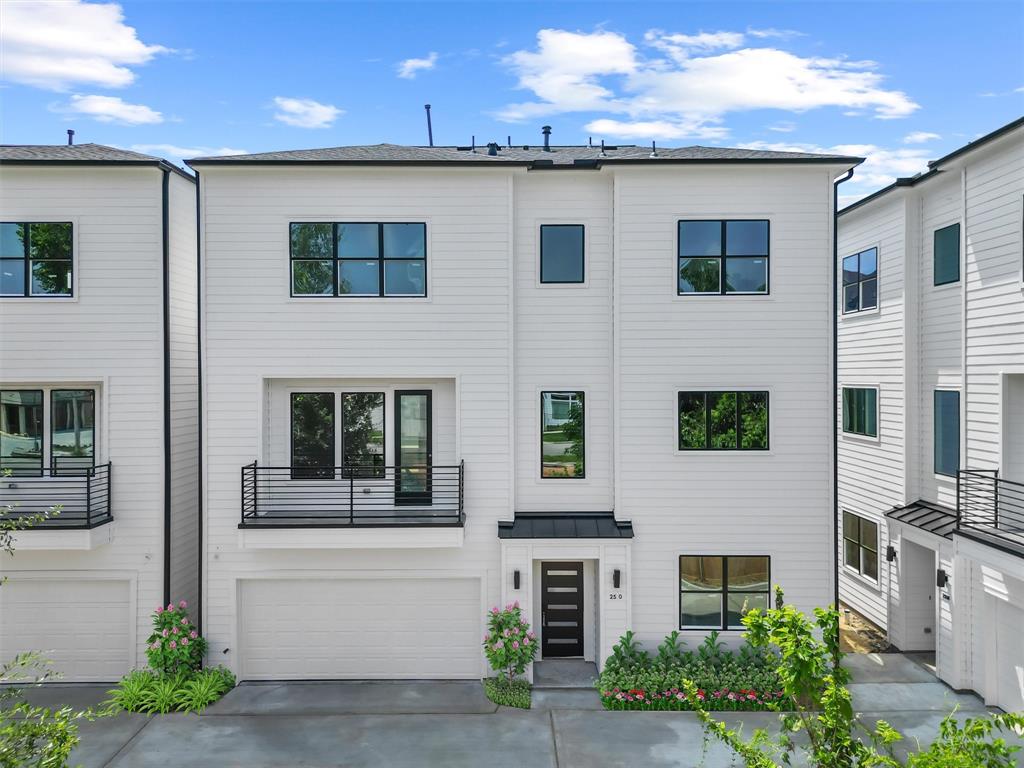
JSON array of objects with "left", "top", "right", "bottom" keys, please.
[{"left": 2, "top": 0, "right": 1022, "bottom": 201}]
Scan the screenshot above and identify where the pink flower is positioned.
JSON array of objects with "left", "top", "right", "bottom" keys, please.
[
  {"left": 483, "top": 634, "right": 490, "bottom": 643},
  {"left": 167, "top": 603, "right": 174, "bottom": 611},
  {"left": 172, "top": 627, "right": 179, "bottom": 635},
  {"left": 162, "top": 629, "right": 169, "bottom": 638},
  {"left": 512, "top": 600, "right": 519, "bottom": 609},
  {"left": 491, "top": 606, "right": 499, "bottom": 615},
  {"left": 494, "top": 640, "right": 504, "bottom": 649},
  {"left": 181, "top": 638, "right": 189, "bottom": 646},
  {"left": 169, "top": 640, "right": 177, "bottom": 650},
  {"left": 156, "top": 606, "right": 164, "bottom": 614},
  {"left": 190, "top": 631, "right": 198, "bottom": 639},
  {"left": 179, "top": 600, "right": 187, "bottom": 609},
  {"left": 181, "top": 618, "right": 188, "bottom": 625},
  {"left": 503, "top": 628, "right": 511, "bottom": 637},
  {"left": 527, "top": 631, "right": 536, "bottom": 640},
  {"left": 522, "top": 637, "right": 530, "bottom": 646},
  {"left": 512, "top": 640, "right": 520, "bottom": 649}
]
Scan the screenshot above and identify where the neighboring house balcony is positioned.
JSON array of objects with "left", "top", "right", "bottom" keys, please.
[
  {"left": 0, "top": 463, "right": 113, "bottom": 550},
  {"left": 957, "top": 469, "right": 1024, "bottom": 553},
  {"left": 237, "top": 460, "right": 465, "bottom": 549}
]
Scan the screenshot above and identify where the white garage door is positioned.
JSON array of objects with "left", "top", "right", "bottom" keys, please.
[
  {"left": 238, "top": 578, "right": 482, "bottom": 680},
  {"left": 0, "top": 579, "right": 132, "bottom": 682},
  {"left": 995, "top": 599, "right": 1024, "bottom": 713}
]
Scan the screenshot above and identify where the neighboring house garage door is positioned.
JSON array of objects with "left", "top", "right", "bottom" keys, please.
[
  {"left": 994, "top": 598, "right": 1024, "bottom": 713},
  {"left": 0, "top": 578, "right": 132, "bottom": 682},
  {"left": 238, "top": 577, "right": 481, "bottom": 679}
]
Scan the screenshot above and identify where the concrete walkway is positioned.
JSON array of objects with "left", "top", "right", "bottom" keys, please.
[{"left": 17, "top": 653, "right": 1015, "bottom": 768}]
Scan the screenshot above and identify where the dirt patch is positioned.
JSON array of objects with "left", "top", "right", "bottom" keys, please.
[{"left": 840, "top": 603, "right": 892, "bottom": 654}]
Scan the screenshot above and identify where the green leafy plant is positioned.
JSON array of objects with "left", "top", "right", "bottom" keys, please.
[
  {"left": 483, "top": 677, "right": 531, "bottom": 709},
  {"left": 175, "top": 667, "right": 236, "bottom": 713},
  {"left": 482, "top": 602, "right": 537, "bottom": 708},
  {"left": 903, "top": 710, "right": 1024, "bottom": 768},
  {"left": 656, "top": 630, "right": 688, "bottom": 667},
  {"left": 137, "top": 674, "right": 186, "bottom": 715},
  {"left": 146, "top": 600, "right": 207, "bottom": 675},
  {"left": 106, "top": 669, "right": 157, "bottom": 712},
  {"left": 605, "top": 630, "right": 651, "bottom": 673}
]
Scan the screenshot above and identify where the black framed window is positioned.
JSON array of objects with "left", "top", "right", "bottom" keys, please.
[
  {"left": 842, "top": 387, "right": 877, "bottom": 438},
  {"left": 541, "top": 391, "right": 584, "bottom": 478},
  {"left": 678, "top": 220, "right": 769, "bottom": 295},
  {"left": 0, "top": 389, "right": 43, "bottom": 475},
  {"left": 842, "top": 511, "right": 878, "bottom": 580},
  {"left": 842, "top": 247, "right": 878, "bottom": 313},
  {"left": 678, "top": 391, "right": 768, "bottom": 450},
  {"left": 0, "top": 222, "right": 73, "bottom": 297},
  {"left": 290, "top": 222, "right": 426, "bottom": 297},
  {"left": 540, "top": 224, "right": 584, "bottom": 283},
  {"left": 342, "top": 392, "right": 385, "bottom": 478},
  {"left": 933, "top": 223, "right": 960, "bottom": 286},
  {"left": 679, "top": 555, "right": 770, "bottom": 630},
  {"left": 934, "top": 390, "right": 960, "bottom": 477},
  {"left": 50, "top": 389, "right": 95, "bottom": 474},
  {"left": 290, "top": 392, "right": 335, "bottom": 479}
]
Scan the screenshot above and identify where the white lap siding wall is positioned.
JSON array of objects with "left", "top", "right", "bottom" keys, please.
[
  {"left": 198, "top": 167, "right": 516, "bottom": 678},
  {"left": 0, "top": 165, "right": 196, "bottom": 680}
]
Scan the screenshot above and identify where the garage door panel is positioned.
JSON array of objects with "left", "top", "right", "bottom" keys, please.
[
  {"left": 239, "top": 578, "right": 481, "bottom": 680},
  {"left": 995, "top": 600, "right": 1024, "bottom": 713},
  {"left": 0, "top": 579, "right": 131, "bottom": 682}
]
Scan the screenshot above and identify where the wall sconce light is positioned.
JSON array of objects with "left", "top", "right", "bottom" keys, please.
[
  {"left": 936, "top": 569, "right": 948, "bottom": 588},
  {"left": 886, "top": 545, "right": 896, "bottom": 563},
  {"left": 513, "top": 570, "right": 521, "bottom": 590},
  {"left": 613, "top": 569, "right": 621, "bottom": 589}
]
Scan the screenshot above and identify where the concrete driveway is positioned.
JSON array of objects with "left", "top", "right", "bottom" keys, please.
[{"left": 16, "top": 653, "right": 1015, "bottom": 768}]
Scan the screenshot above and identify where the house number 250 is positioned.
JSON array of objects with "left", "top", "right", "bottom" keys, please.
[{"left": 608, "top": 593, "right": 622, "bottom": 600}]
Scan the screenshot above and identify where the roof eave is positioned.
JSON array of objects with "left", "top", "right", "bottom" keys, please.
[{"left": 0, "top": 158, "right": 195, "bottom": 183}]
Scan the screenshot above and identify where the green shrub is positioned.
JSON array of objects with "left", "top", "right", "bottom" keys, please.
[
  {"left": 175, "top": 667, "right": 236, "bottom": 713},
  {"left": 483, "top": 677, "right": 531, "bottom": 709},
  {"left": 903, "top": 711, "right": 1024, "bottom": 768},
  {"left": 483, "top": 602, "right": 537, "bottom": 684},
  {"left": 107, "top": 667, "right": 236, "bottom": 715},
  {"left": 146, "top": 601, "right": 207, "bottom": 675}
]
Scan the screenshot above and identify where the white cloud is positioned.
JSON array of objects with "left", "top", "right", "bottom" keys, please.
[
  {"left": 746, "top": 27, "right": 805, "bottom": 40},
  {"left": 397, "top": 52, "right": 439, "bottom": 79},
  {"left": 767, "top": 120, "right": 797, "bottom": 133},
  {"left": 272, "top": 96, "right": 343, "bottom": 128},
  {"left": 58, "top": 94, "right": 163, "bottom": 125},
  {"left": 584, "top": 117, "right": 728, "bottom": 141},
  {"left": 903, "top": 131, "right": 940, "bottom": 144},
  {"left": 131, "top": 144, "right": 248, "bottom": 160},
  {"left": 497, "top": 28, "right": 918, "bottom": 138},
  {"left": 0, "top": 0, "right": 168, "bottom": 90}
]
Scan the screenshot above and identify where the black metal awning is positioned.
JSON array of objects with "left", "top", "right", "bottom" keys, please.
[
  {"left": 497, "top": 511, "right": 633, "bottom": 539},
  {"left": 886, "top": 500, "right": 956, "bottom": 539}
]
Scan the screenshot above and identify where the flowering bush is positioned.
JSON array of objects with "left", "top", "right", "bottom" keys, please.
[
  {"left": 145, "top": 601, "right": 207, "bottom": 676},
  {"left": 483, "top": 602, "right": 538, "bottom": 683}
]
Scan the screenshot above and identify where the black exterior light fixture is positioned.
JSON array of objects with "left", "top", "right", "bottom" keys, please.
[
  {"left": 886, "top": 545, "right": 897, "bottom": 563},
  {"left": 613, "top": 569, "right": 621, "bottom": 589},
  {"left": 513, "top": 570, "right": 521, "bottom": 590},
  {"left": 936, "top": 569, "right": 948, "bottom": 588}
]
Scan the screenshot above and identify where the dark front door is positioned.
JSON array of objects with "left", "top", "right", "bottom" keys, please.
[{"left": 541, "top": 562, "right": 584, "bottom": 658}]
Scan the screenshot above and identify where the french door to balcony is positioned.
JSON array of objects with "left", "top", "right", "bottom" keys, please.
[{"left": 395, "top": 390, "right": 431, "bottom": 505}]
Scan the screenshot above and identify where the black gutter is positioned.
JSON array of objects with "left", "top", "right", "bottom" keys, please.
[
  {"left": 194, "top": 170, "right": 204, "bottom": 634},
  {"left": 833, "top": 166, "right": 855, "bottom": 623},
  {"left": 838, "top": 173, "right": 933, "bottom": 217},
  {"left": 925, "top": 115, "right": 1024, "bottom": 169},
  {"left": 0, "top": 158, "right": 195, "bottom": 182},
  {"left": 161, "top": 168, "right": 172, "bottom": 607}
]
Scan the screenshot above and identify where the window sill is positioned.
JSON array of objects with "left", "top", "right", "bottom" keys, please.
[
  {"left": 840, "top": 306, "right": 881, "bottom": 319},
  {"left": 840, "top": 432, "right": 880, "bottom": 445},
  {"left": 842, "top": 565, "right": 881, "bottom": 591}
]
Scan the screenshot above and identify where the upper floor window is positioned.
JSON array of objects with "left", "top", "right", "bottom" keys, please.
[
  {"left": 290, "top": 222, "right": 426, "bottom": 298},
  {"left": 0, "top": 388, "right": 95, "bottom": 475},
  {"left": 934, "top": 390, "right": 959, "bottom": 477},
  {"left": 842, "top": 247, "right": 878, "bottom": 313},
  {"left": 842, "top": 387, "right": 877, "bottom": 438},
  {"left": 679, "top": 555, "right": 770, "bottom": 630},
  {"left": 0, "top": 222, "right": 73, "bottom": 297},
  {"left": 541, "top": 391, "right": 584, "bottom": 478},
  {"left": 842, "top": 511, "right": 878, "bottom": 581},
  {"left": 933, "top": 223, "right": 960, "bottom": 286},
  {"left": 540, "top": 224, "right": 584, "bottom": 284},
  {"left": 678, "top": 220, "right": 769, "bottom": 295},
  {"left": 678, "top": 391, "right": 768, "bottom": 450}
]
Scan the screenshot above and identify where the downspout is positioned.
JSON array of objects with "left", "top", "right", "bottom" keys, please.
[
  {"left": 161, "top": 168, "right": 172, "bottom": 606},
  {"left": 833, "top": 167, "right": 855, "bottom": 619},
  {"left": 195, "top": 169, "right": 204, "bottom": 634}
]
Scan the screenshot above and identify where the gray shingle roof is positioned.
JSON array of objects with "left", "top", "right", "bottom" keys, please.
[
  {"left": 0, "top": 143, "right": 164, "bottom": 162},
  {"left": 187, "top": 143, "right": 861, "bottom": 166}
]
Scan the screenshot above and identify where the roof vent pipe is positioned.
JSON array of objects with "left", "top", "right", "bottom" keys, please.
[
  {"left": 599, "top": 139, "right": 606, "bottom": 158},
  {"left": 650, "top": 140, "right": 658, "bottom": 158},
  {"left": 507, "top": 135, "right": 511, "bottom": 149},
  {"left": 424, "top": 104, "right": 433, "bottom": 147},
  {"left": 487, "top": 142, "right": 499, "bottom": 156},
  {"left": 471, "top": 135, "right": 476, "bottom": 153},
  {"left": 67, "top": 129, "right": 75, "bottom": 146},
  {"left": 542, "top": 125, "right": 551, "bottom": 151}
]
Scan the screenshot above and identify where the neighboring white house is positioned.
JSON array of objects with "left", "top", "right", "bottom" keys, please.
[
  {"left": 0, "top": 144, "right": 200, "bottom": 682},
  {"left": 188, "top": 138, "right": 859, "bottom": 680},
  {"left": 837, "top": 117, "right": 1024, "bottom": 712}
]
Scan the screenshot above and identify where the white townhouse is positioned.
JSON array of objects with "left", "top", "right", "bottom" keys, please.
[
  {"left": 188, "top": 137, "right": 860, "bottom": 681},
  {"left": 0, "top": 144, "right": 200, "bottom": 682},
  {"left": 837, "top": 117, "right": 1024, "bottom": 712}
]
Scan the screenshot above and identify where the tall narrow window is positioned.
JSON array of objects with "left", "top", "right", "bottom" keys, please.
[
  {"left": 0, "top": 222, "right": 73, "bottom": 297},
  {"left": 51, "top": 389, "right": 95, "bottom": 474},
  {"left": 678, "top": 220, "right": 769, "bottom": 295},
  {"left": 679, "top": 555, "right": 770, "bottom": 630},
  {"left": 0, "top": 390, "right": 43, "bottom": 475},
  {"left": 842, "top": 511, "right": 878, "bottom": 580},
  {"left": 678, "top": 391, "right": 768, "bottom": 450},
  {"left": 290, "top": 392, "right": 335, "bottom": 479},
  {"left": 540, "top": 225, "right": 584, "bottom": 283},
  {"left": 342, "top": 392, "right": 385, "bottom": 477},
  {"left": 396, "top": 390, "right": 431, "bottom": 502},
  {"left": 541, "top": 391, "right": 585, "bottom": 478},
  {"left": 934, "top": 390, "right": 960, "bottom": 477},
  {"left": 290, "top": 222, "right": 427, "bottom": 297},
  {"left": 933, "top": 223, "right": 960, "bottom": 286},
  {"left": 842, "top": 247, "right": 878, "bottom": 313},
  {"left": 842, "top": 387, "right": 878, "bottom": 438}
]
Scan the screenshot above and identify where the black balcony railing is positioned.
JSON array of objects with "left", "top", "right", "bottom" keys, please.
[
  {"left": 240, "top": 460, "right": 464, "bottom": 527},
  {"left": 0, "top": 463, "right": 112, "bottom": 529},
  {"left": 957, "top": 469, "right": 1024, "bottom": 546}
]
